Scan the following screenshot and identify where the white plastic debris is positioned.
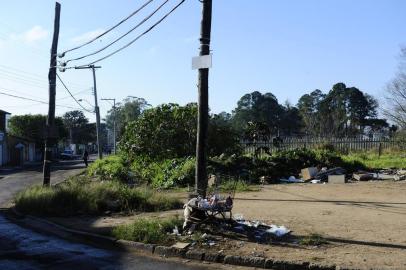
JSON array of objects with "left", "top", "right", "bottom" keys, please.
[
  {"left": 266, "top": 225, "right": 290, "bottom": 237},
  {"left": 310, "top": 179, "right": 321, "bottom": 184},
  {"left": 233, "top": 213, "right": 244, "bottom": 221},
  {"left": 172, "top": 226, "right": 180, "bottom": 236}
]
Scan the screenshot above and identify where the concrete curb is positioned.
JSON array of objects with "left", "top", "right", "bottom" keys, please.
[{"left": 6, "top": 208, "right": 349, "bottom": 270}]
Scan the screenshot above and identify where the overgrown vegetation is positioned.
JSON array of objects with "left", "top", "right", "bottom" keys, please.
[
  {"left": 86, "top": 147, "right": 367, "bottom": 189},
  {"left": 14, "top": 177, "right": 182, "bottom": 217},
  {"left": 112, "top": 217, "right": 182, "bottom": 244},
  {"left": 87, "top": 155, "right": 129, "bottom": 181},
  {"left": 342, "top": 152, "right": 406, "bottom": 169}
]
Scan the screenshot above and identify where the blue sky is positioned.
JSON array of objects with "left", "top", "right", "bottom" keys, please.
[{"left": 0, "top": 0, "right": 405, "bottom": 122}]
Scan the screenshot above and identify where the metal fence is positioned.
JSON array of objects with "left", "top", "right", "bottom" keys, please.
[{"left": 241, "top": 137, "right": 402, "bottom": 155}]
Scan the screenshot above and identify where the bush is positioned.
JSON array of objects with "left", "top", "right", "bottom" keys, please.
[
  {"left": 209, "top": 149, "right": 366, "bottom": 183},
  {"left": 112, "top": 217, "right": 182, "bottom": 244},
  {"left": 14, "top": 177, "right": 182, "bottom": 216},
  {"left": 131, "top": 157, "right": 195, "bottom": 189},
  {"left": 87, "top": 155, "right": 129, "bottom": 181}
]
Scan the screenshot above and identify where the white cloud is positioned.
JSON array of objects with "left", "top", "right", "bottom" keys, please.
[
  {"left": 70, "top": 28, "right": 106, "bottom": 45},
  {"left": 9, "top": 25, "right": 49, "bottom": 44}
]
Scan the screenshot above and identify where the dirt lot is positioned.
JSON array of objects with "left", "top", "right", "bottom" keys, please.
[
  {"left": 229, "top": 181, "right": 406, "bottom": 269},
  {"left": 50, "top": 181, "right": 406, "bottom": 269}
]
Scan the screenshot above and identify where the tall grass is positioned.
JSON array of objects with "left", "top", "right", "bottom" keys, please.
[
  {"left": 112, "top": 217, "right": 182, "bottom": 244},
  {"left": 342, "top": 153, "right": 405, "bottom": 169},
  {"left": 14, "top": 177, "right": 182, "bottom": 217}
]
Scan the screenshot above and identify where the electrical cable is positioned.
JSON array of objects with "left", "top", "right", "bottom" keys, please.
[
  {"left": 64, "top": 0, "right": 169, "bottom": 64},
  {"left": 60, "top": 0, "right": 154, "bottom": 56},
  {"left": 56, "top": 73, "right": 94, "bottom": 113},
  {"left": 0, "top": 64, "right": 89, "bottom": 89},
  {"left": 71, "top": 0, "right": 185, "bottom": 68},
  {"left": 0, "top": 90, "right": 84, "bottom": 110},
  {"left": 56, "top": 87, "right": 92, "bottom": 101}
]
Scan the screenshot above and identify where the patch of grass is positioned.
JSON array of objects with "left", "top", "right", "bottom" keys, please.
[
  {"left": 87, "top": 155, "right": 129, "bottom": 181},
  {"left": 112, "top": 217, "right": 182, "bottom": 244},
  {"left": 342, "top": 153, "right": 406, "bottom": 169},
  {"left": 14, "top": 177, "right": 182, "bottom": 217},
  {"left": 299, "top": 233, "right": 327, "bottom": 246},
  {"left": 222, "top": 180, "right": 260, "bottom": 192}
]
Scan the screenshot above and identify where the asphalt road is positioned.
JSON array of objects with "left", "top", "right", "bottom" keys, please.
[{"left": 0, "top": 159, "right": 248, "bottom": 270}]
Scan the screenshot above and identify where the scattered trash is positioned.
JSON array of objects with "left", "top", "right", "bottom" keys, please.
[
  {"left": 328, "top": 174, "right": 346, "bottom": 184},
  {"left": 235, "top": 218, "right": 291, "bottom": 240},
  {"left": 266, "top": 225, "right": 290, "bottom": 237},
  {"left": 280, "top": 176, "right": 304, "bottom": 183},
  {"left": 172, "top": 226, "right": 181, "bottom": 236},
  {"left": 207, "top": 240, "right": 216, "bottom": 246},
  {"left": 171, "top": 242, "right": 191, "bottom": 249},
  {"left": 301, "top": 167, "right": 318, "bottom": 181},
  {"left": 310, "top": 179, "right": 321, "bottom": 184},
  {"left": 353, "top": 173, "right": 374, "bottom": 181},
  {"left": 315, "top": 167, "right": 346, "bottom": 181},
  {"left": 233, "top": 213, "right": 244, "bottom": 221}
]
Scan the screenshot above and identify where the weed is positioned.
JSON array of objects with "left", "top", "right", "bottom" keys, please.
[
  {"left": 112, "top": 217, "right": 183, "bottom": 244},
  {"left": 14, "top": 177, "right": 182, "bottom": 217},
  {"left": 299, "top": 233, "right": 327, "bottom": 246}
]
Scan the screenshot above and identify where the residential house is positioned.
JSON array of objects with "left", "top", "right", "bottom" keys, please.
[{"left": 0, "top": 109, "right": 10, "bottom": 166}]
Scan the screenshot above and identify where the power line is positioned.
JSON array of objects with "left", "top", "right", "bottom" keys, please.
[
  {"left": 56, "top": 73, "right": 94, "bottom": 113},
  {"left": 0, "top": 85, "right": 45, "bottom": 100},
  {"left": 71, "top": 0, "right": 185, "bottom": 68},
  {"left": 60, "top": 0, "right": 154, "bottom": 56},
  {"left": 56, "top": 87, "right": 92, "bottom": 101},
  {"left": 0, "top": 90, "right": 84, "bottom": 110},
  {"left": 0, "top": 64, "right": 90, "bottom": 89},
  {"left": 64, "top": 0, "right": 169, "bottom": 64}
]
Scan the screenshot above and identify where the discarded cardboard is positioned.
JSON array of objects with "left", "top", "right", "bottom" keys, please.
[
  {"left": 315, "top": 167, "right": 346, "bottom": 181},
  {"left": 353, "top": 173, "right": 374, "bottom": 181},
  {"left": 301, "top": 167, "right": 318, "bottom": 180},
  {"left": 171, "top": 242, "right": 191, "bottom": 249},
  {"left": 328, "top": 174, "right": 346, "bottom": 184}
]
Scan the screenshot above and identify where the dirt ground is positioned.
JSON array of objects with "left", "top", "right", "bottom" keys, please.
[
  {"left": 229, "top": 181, "right": 406, "bottom": 269},
  {"left": 50, "top": 181, "right": 406, "bottom": 269}
]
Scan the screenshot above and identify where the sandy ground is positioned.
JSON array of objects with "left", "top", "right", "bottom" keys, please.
[
  {"left": 229, "top": 181, "right": 406, "bottom": 269},
  {"left": 50, "top": 181, "right": 406, "bottom": 269}
]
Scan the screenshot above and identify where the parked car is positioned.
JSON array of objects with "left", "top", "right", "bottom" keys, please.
[{"left": 60, "top": 150, "right": 75, "bottom": 160}]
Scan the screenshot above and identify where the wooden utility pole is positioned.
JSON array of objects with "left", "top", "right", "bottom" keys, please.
[
  {"left": 43, "top": 2, "right": 61, "bottom": 186},
  {"left": 75, "top": 65, "right": 102, "bottom": 159},
  {"left": 195, "top": 0, "right": 212, "bottom": 197},
  {"left": 91, "top": 65, "right": 103, "bottom": 160}
]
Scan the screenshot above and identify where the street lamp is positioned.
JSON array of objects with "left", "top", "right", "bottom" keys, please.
[{"left": 78, "top": 99, "right": 94, "bottom": 111}]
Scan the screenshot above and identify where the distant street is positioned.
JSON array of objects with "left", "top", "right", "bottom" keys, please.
[
  {"left": 0, "top": 159, "right": 247, "bottom": 270},
  {"left": 0, "top": 158, "right": 87, "bottom": 208}
]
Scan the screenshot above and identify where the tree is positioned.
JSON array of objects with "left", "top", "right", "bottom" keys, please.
[
  {"left": 208, "top": 112, "right": 241, "bottom": 156},
  {"left": 297, "top": 89, "right": 325, "bottom": 135},
  {"left": 298, "top": 84, "right": 379, "bottom": 137},
  {"left": 120, "top": 103, "right": 198, "bottom": 160},
  {"left": 384, "top": 47, "right": 406, "bottom": 129},
  {"left": 119, "top": 104, "right": 241, "bottom": 160},
  {"left": 105, "top": 97, "right": 150, "bottom": 140},
  {"left": 232, "top": 91, "right": 284, "bottom": 138},
  {"left": 8, "top": 114, "right": 67, "bottom": 150},
  {"left": 62, "top": 110, "right": 89, "bottom": 144}
]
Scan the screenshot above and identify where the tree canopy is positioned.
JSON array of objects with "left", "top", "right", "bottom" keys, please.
[{"left": 105, "top": 97, "right": 150, "bottom": 140}]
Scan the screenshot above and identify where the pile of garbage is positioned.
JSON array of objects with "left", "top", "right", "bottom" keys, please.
[
  {"left": 276, "top": 167, "right": 406, "bottom": 184},
  {"left": 277, "top": 167, "right": 347, "bottom": 184},
  {"left": 233, "top": 214, "right": 291, "bottom": 241}
]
